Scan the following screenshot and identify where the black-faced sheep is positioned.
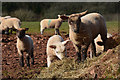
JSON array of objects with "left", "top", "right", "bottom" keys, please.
[
  {"left": 40, "top": 15, "right": 66, "bottom": 35},
  {"left": 46, "top": 35, "right": 70, "bottom": 67},
  {"left": 16, "top": 28, "right": 34, "bottom": 67},
  {"left": 63, "top": 10, "right": 107, "bottom": 62}
]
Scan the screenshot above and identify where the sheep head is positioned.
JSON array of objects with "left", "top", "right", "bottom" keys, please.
[
  {"left": 15, "top": 28, "right": 29, "bottom": 39},
  {"left": 61, "top": 10, "right": 88, "bottom": 33},
  {"left": 49, "top": 40, "right": 70, "bottom": 59}
]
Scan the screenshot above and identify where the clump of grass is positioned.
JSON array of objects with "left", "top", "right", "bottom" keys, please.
[{"left": 37, "top": 44, "right": 120, "bottom": 78}]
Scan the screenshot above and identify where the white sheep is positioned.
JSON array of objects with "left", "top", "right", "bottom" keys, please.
[
  {"left": 16, "top": 28, "right": 34, "bottom": 67},
  {"left": 63, "top": 10, "right": 107, "bottom": 62},
  {"left": 46, "top": 35, "right": 70, "bottom": 67},
  {"left": 40, "top": 15, "right": 66, "bottom": 35},
  {"left": 0, "top": 17, "right": 21, "bottom": 34}
]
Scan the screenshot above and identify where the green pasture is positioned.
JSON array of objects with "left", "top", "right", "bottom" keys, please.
[{"left": 21, "top": 21, "right": 118, "bottom": 35}]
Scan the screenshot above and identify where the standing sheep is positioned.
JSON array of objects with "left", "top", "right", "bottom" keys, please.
[
  {"left": 63, "top": 10, "right": 107, "bottom": 62},
  {"left": 46, "top": 35, "right": 70, "bottom": 67},
  {"left": 16, "top": 28, "right": 34, "bottom": 67},
  {"left": 40, "top": 15, "right": 65, "bottom": 35},
  {"left": 0, "top": 17, "right": 21, "bottom": 34}
]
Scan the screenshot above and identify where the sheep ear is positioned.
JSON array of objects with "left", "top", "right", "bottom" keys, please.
[
  {"left": 62, "top": 40, "right": 70, "bottom": 46},
  {"left": 49, "top": 45, "right": 56, "bottom": 49},
  {"left": 60, "top": 15, "right": 69, "bottom": 20},
  {"left": 97, "top": 41, "right": 104, "bottom": 46},
  {"left": 25, "top": 28, "right": 29, "bottom": 31},
  {"left": 79, "top": 10, "right": 88, "bottom": 16}
]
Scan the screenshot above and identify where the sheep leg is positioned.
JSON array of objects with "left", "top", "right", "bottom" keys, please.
[
  {"left": 26, "top": 54, "right": 30, "bottom": 67},
  {"left": 47, "top": 56, "right": 51, "bottom": 67},
  {"left": 55, "top": 28, "right": 60, "bottom": 35},
  {"left": 18, "top": 50, "right": 24, "bottom": 67},
  {"left": 31, "top": 49, "right": 34, "bottom": 65},
  {"left": 91, "top": 40, "right": 96, "bottom": 57},
  {"left": 100, "top": 33, "right": 107, "bottom": 51},
  {"left": 41, "top": 27, "right": 44, "bottom": 35},
  {"left": 81, "top": 45, "right": 89, "bottom": 62},
  {"left": 74, "top": 44, "right": 81, "bottom": 62}
]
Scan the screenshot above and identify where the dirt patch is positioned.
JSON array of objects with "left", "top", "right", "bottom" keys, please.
[
  {"left": 2, "top": 33, "right": 76, "bottom": 78},
  {"left": 1, "top": 33, "right": 120, "bottom": 78}
]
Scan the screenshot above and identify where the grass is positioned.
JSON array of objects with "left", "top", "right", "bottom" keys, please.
[
  {"left": 21, "top": 21, "right": 118, "bottom": 34},
  {"left": 106, "top": 21, "right": 118, "bottom": 34},
  {"left": 37, "top": 44, "right": 120, "bottom": 78}
]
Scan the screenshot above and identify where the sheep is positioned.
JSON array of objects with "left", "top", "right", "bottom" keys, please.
[
  {"left": 0, "top": 17, "right": 21, "bottom": 35},
  {"left": 62, "top": 10, "right": 107, "bottom": 62},
  {"left": 94, "top": 33, "right": 112, "bottom": 53},
  {"left": 46, "top": 35, "right": 70, "bottom": 67},
  {"left": 40, "top": 15, "right": 66, "bottom": 35},
  {"left": 87, "top": 33, "right": 112, "bottom": 58},
  {"left": 16, "top": 28, "right": 34, "bottom": 67},
  {"left": 96, "top": 33, "right": 119, "bottom": 51}
]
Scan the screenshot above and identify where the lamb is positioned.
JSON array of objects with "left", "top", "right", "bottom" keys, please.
[
  {"left": 40, "top": 15, "right": 66, "bottom": 35},
  {"left": 16, "top": 28, "right": 34, "bottom": 67},
  {"left": 63, "top": 10, "right": 107, "bottom": 62},
  {"left": 46, "top": 35, "right": 70, "bottom": 67},
  {"left": 0, "top": 17, "right": 21, "bottom": 34}
]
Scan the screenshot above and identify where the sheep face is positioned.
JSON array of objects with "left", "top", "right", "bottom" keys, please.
[
  {"left": 49, "top": 43, "right": 66, "bottom": 59},
  {"left": 68, "top": 15, "right": 81, "bottom": 33},
  {"left": 49, "top": 40, "right": 69, "bottom": 59},
  {"left": 16, "top": 28, "right": 29, "bottom": 39}
]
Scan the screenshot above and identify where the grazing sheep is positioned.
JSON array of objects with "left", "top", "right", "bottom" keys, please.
[
  {"left": 94, "top": 33, "right": 112, "bottom": 53},
  {"left": 0, "top": 17, "right": 21, "bottom": 34},
  {"left": 96, "top": 33, "right": 119, "bottom": 51},
  {"left": 46, "top": 35, "right": 70, "bottom": 67},
  {"left": 63, "top": 10, "right": 107, "bottom": 62},
  {"left": 16, "top": 28, "right": 34, "bottom": 67},
  {"left": 40, "top": 15, "right": 65, "bottom": 35},
  {"left": 87, "top": 33, "right": 112, "bottom": 58}
]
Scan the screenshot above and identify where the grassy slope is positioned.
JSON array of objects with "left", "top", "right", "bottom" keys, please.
[{"left": 21, "top": 21, "right": 118, "bottom": 34}]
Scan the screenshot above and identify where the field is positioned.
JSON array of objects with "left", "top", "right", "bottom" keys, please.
[
  {"left": 21, "top": 21, "right": 118, "bottom": 34},
  {"left": 2, "top": 21, "right": 120, "bottom": 79}
]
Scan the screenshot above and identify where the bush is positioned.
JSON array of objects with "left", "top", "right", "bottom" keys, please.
[{"left": 12, "top": 9, "right": 37, "bottom": 21}]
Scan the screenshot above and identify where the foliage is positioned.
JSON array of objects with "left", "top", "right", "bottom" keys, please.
[{"left": 2, "top": 2, "right": 119, "bottom": 21}]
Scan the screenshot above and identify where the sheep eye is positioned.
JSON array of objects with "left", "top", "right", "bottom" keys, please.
[{"left": 56, "top": 51, "right": 59, "bottom": 53}]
